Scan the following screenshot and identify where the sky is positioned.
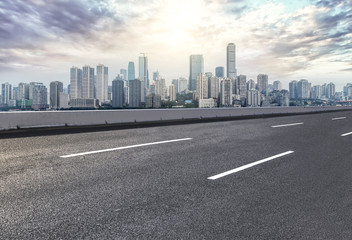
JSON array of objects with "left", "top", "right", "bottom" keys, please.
[{"left": 0, "top": 0, "right": 351, "bottom": 90}]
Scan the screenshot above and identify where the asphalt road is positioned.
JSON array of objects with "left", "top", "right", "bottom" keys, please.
[{"left": 1, "top": 111, "right": 352, "bottom": 239}]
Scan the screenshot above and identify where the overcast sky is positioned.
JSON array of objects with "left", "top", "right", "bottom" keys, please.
[{"left": 0, "top": 0, "right": 351, "bottom": 90}]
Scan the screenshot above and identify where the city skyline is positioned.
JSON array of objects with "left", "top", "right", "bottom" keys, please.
[{"left": 0, "top": 0, "right": 351, "bottom": 90}]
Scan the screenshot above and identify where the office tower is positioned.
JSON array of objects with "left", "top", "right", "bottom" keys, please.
[
  {"left": 32, "top": 84, "right": 47, "bottom": 110},
  {"left": 289, "top": 80, "right": 298, "bottom": 99},
  {"left": 196, "top": 73, "right": 208, "bottom": 100},
  {"left": 311, "top": 85, "right": 322, "bottom": 99},
  {"left": 96, "top": 64, "right": 108, "bottom": 103},
  {"left": 227, "top": 43, "right": 237, "bottom": 78},
  {"left": 273, "top": 81, "right": 282, "bottom": 91},
  {"left": 327, "top": 82, "right": 335, "bottom": 99},
  {"left": 145, "top": 94, "right": 161, "bottom": 108},
  {"left": 257, "top": 74, "right": 268, "bottom": 96},
  {"left": 247, "top": 79, "right": 256, "bottom": 90},
  {"left": 70, "top": 66, "right": 82, "bottom": 99},
  {"left": 59, "top": 92, "right": 69, "bottom": 108},
  {"left": 172, "top": 79, "right": 179, "bottom": 93},
  {"left": 156, "top": 78, "right": 166, "bottom": 100},
  {"left": 120, "top": 69, "right": 127, "bottom": 80},
  {"left": 139, "top": 54, "right": 149, "bottom": 89},
  {"left": 12, "top": 87, "right": 19, "bottom": 101},
  {"left": 112, "top": 78, "right": 124, "bottom": 108},
  {"left": 208, "top": 76, "right": 219, "bottom": 99},
  {"left": 237, "top": 75, "right": 247, "bottom": 98},
  {"left": 50, "top": 81, "right": 63, "bottom": 109},
  {"left": 246, "top": 89, "right": 261, "bottom": 106},
  {"left": 178, "top": 78, "right": 188, "bottom": 93},
  {"left": 189, "top": 55, "right": 204, "bottom": 91},
  {"left": 215, "top": 66, "right": 225, "bottom": 78},
  {"left": 18, "top": 83, "right": 29, "bottom": 100},
  {"left": 153, "top": 71, "right": 160, "bottom": 81},
  {"left": 1, "top": 83, "right": 12, "bottom": 105},
  {"left": 129, "top": 79, "right": 141, "bottom": 108},
  {"left": 220, "top": 79, "right": 233, "bottom": 106},
  {"left": 128, "top": 62, "right": 135, "bottom": 83},
  {"left": 297, "top": 79, "right": 309, "bottom": 99},
  {"left": 169, "top": 84, "right": 176, "bottom": 101},
  {"left": 82, "top": 65, "right": 94, "bottom": 99}
]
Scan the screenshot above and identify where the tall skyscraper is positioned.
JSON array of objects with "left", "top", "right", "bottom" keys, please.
[
  {"left": 120, "top": 69, "right": 127, "bottom": 80},
  {"left": 82, "top": 65, "right": 94, "bottom": 99},
  {"left": 112, "top": 78, "right": 124, "bottom": 108},
  {"left": 153, "top": 71, "right": 160, "bottom": 81},
  {"left": 129, "top": 79, "right": 141, "bottom": 108},
  {"left": 139, "top": 54, "right": 149, "bottom": 89},
  {"left": 169, "top": 84, "right": 176, "bottom": 101},
  {"left": 237, "top": 75, "right": 247, "bottom": 98},
  {"left": 246, "top": 89, "right": 261, "bottom": 106},
  {"left": 50, "top": 81, "right": 63, "bottom": 109},
  {"left": 96, "top": 64, "right": 108, "bottom": 103},
  {"left": 1, "top": 82, "right": 12, "bottom": 105},
  {"left": 227, "top": 43, "right": 237, "bottom": 78},
  {"left": 220, "top": 79, "right": 233, "bottom": 106},
  {"left": 178, "top": 78, "right": 188, "bottom": 93},
  {"left": 311, "top": 85, "right": 322, "bottom": 99},
  {"left": 327, "top": 82, "right": 335, "bottom": 99},
  {"left": 189, "top": 55, "right": 204, "bottom": 91},
  {"left": 196, "top": 73, "right": 208, "bottom": 100},
  {"left": 70, "top": 66, "right": 82, "bottom": 99},
  {"left": 289, "top": 80, "right": 298, "bottom": 99},
  {"left": 215, "top": 66, "right": 225, "bottom": 78},
  {"left": 273, "top": 81, "right": 282, "bottom": 91},
  {"left": 18, "top": 83, "right": 29, "bottom": 100},
  {"left": 32, "top": 84, "right": 47, "bottom": 110},
  {"left": 172, "top": 79, "right": 179, "bottom": 93},
  {"left": 297, "top": 79, "right": 309, "bottom": 99},
  {"left": 128, "top": 62, "right": 135, "bottom": 83},
  {"left": 257, "top": 74, "right": 268, "bottom": 96},
  {"left": 208, "top": 76, "right": 219, "bottom": 99},
  {"left": 247, "top": 79, "right": 256, "bottom": 90}
]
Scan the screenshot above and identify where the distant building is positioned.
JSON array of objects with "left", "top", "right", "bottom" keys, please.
[
  {"left": 32, "top": 84, "right": 47, "bottom": 110},
  {"left": 1, "top": 82, "right": 12, "bottom": 106},
  {"left": 246, "top": 89, "right": 261, "bottom": 106},
  {"left": 50, "top": 81, "right": 63, "bottom": 109},
  {"left": 196, "top": 73, "right": 208, "bottom": 100},
  {"left": 247, "top": 79, "right": 256, "bottom": 90},
  {"left": 289, "top": 80, "right": 298, "bottom": 99},
  {"left": 129, "top": 79, "right": 141, "bottom": 108},
  {"left": 178, "top": 78, "right": 188, "bottom": 93},
  {"left": 189, "top": 55, "right": 204, "bottom": 91},
  {"left": 237, "top": 75, "right": 247, "bottom": 98},
  {"left": 172, "top": 79, "right": 179, "bottom": 93},
  {"left": 199, "top": 98, "right": 215, "bottom": 108},
  {"left": 96, "top": 64, "right": 108, "bottom": 103},
  {"left": 112, "top": 78, "right": 124, "bottom": 108},
  {"left": 297, "top": 79, "right": 309, "bottom": 99},
  {"left": 326, "top": 82, "right": 335, "bottom": 99},
  {"left": 128, "top": 62, "right": 135, "bottom": 83},
  {"left": 227, "top": 43, "right": 237, "bottom": 78},
  {"left": 82, "top": 65, "right": 94, "bottom": 99},
  {"left": 70, "top": 98, "right": 98, "bottom": 108},
  {"left": 215, "top": 66, "right": 224, "bottom": 78},
  {"left": 120, "top": 69, "right": 127, "bottom": 81},
  {"left": 169, "top": 84, "right": 176, "bottom": 101},
  {"left": 220, "top": 79, "right": 233, "bottom": 107},
  {"left": 145, "top": 94, "right": 161, "bottom": 108},
  {"left": 208, "top": 76, "right": 219, "bottom": 99},
  {"left": 257, "top": 74, "right": 268, "bottom": 96},
  {"left": 59, "top": 92, "right": 69, "bottom": 109},
  {"left": 18, "top": 82, "right": 29, "bottom": 100},
  {"left": 139, "top": 54, "right": 149, "bottom": 89},
  {"left": 311, "top": 85, "right": 322, "bottom": 99},
  {"left": 70, "top": 66, "right": 82, "bottom": 99},
  {"left": 273, "top": 81, "right": 282, "bottom": 91}
]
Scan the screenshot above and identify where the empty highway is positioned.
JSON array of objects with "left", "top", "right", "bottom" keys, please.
[{"left": 1, "top": 110, "right": 352, "bottom": 239}]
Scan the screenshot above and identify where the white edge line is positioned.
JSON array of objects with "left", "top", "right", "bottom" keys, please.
[
  {"left": 271, "top": 123, "right": 304, "bottom": 128},
  {"left": 60, "top": 138, "right": 192, "bottom": 158},
  {"left": 332, "top": 117, "right": 346, "bottom": 120},
  {"left": 208, "top": 151, "right": 294, "bottom": 180},
  {"left": 341, "top": 132, "right": 352, "bottom": 137}
]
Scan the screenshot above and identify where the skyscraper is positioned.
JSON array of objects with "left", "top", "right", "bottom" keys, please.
[
  {"left": 139, "top": 54, "right": 149, "bottom": 89},
  {"left": 189, "top": 55, "right": 204, "bottom": 91},
  {"left": 129, "top": 79, "right": 141, "bottom": 108},
  {"left": 70, "top": 66, "right": 82, "bottom": 99},
  {"left": 257, "top": 74, "right": 268, "bottom": 96},
  {"left": 128, "top": 62, "right": 135, "bottom": 83},
  {"left": 172, "top": 79, "right": 179, "bottom": 93},
  {"left": 178, "top": 78, "right": 188, "bottom": 93},
  {"left": 297, "top": 79, "right": 309, "bottom": 99},
  {"left": 1, "top": 82, "right": 12, "bottom": 106},
  {"left": 208, "top": 76, "right": 219, "bottom": 99},
  {"left": 18, "top": 83, "right": 29, "bottom": 100},
  {"left": 327, "top": 82, "right": 335, "bottom": 99},
  {"left": 196, "top": 73, "right": 208, "bottom": 100},
  {"left": 237, "top": 75, "right": 247, "bottom": 98},
  {"left": 169, "top": 84, "right": 176, "bottom": 101},
  {"left": 289, "top": 80, "right": 298, "bottom": 99},
  {"left": 32, "top": 84, "right": 47, "bottom": 110},
  {"left": 120, "top": 69, "right": 127, "bottom": 80},
  {"left": 50, "top": 81, "right": 63, "bottom": 109},
  {"left": 220, "top": 79, "right": 233, "bottom": 106},
  {"left": 247, "top": 79, "right": 256, "bottom": 90},
  {"left": 227, "top": 43, "right": 237, "bottom": 78},
  {"left": 215, "top": 66, "right": 225, "bottom": 78},
  {"left": 273, "top": 81, "right": 282, "bottom": 91},
  {"left": 82, "top": 65, "right": 94, "bottom": 98},
  {"left": 96, "top": 64, "right": 108, "bottom": 103},
  {"left": 112, "top": 78, "right": 124, "bottom": 108}
]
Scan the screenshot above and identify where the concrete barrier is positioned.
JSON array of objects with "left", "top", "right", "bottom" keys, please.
[{"left": 1, "top": 106, "right": 351, "bottom": 131}]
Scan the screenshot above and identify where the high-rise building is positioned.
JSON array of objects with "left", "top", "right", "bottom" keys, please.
[
  {"left": 297, "top": 79, "right": 309, "bottom": 99},
  {"left": 178, "top": 78, "right": 188, "bottom": 93},
  {"left": 208, "top": 76, "right": 219, "bottom": 99},
  {"left": 32, "top": 84, "right": 47, "bottom": 110},
  {"left": 129, "top": 79, "right": 141, "bottom": 108},
  {"left": 237, "top": 75, "right": 247, "bottom": 98},
  {"left": 153, "top": 71, "right": 160, "bottom": 81},
  {"left": 257, "top": 74, "right": 268, "bottom": 96},
  {"left": 70, "top": 67, "right": 82, "bottom": 99},
  {"left": 12, "top": 87, "right": 19, "bottom": 101},
  {"left": 196, "top": 73, "right": 208, "bottom": 100},
  {"left": 311, "top": 85, "right": 322, "bottom": 99},
  {"left": 145, "top": 94, "right": 161, "bottom": 108},
  {"left": 273, "top": 81, "right": 282, "bottom": 91},
  {"left": 289, "top": 80, "right": 298, "bottom": 99},
  {"left": 215, "top": 66, "right": 225, "bottom": 78},
  {"left": 326, "top": 82, "right": 335, "bottom": 99},
  {"left": 128, "top": 62, "right": 135, "bottom": 83},
  {"left": 50, "top": 81, "right": 63, "bottom": 109},
  {"left": 82, "top": 65, "right": 95, "bottom": 99},
  {"left": 227, "top": 43, "right": 237, "bottom": 78},
  {"left": 189, "top": 55, "right": 204, "bottom": 91},
  {"left": 1, "top": 82, "right": 12, "bottom": 105},
  {"left": 139, "top": 54, "right": 149, "bottom": 89},
  {"left": 112, "top": 78, "right": 124, "bottom": 108},
  {"left": 169, "top": 84, "right": 176, "bottom": 101},
  {"left": 247, "top": 79, "right": 256, "bottom": 90},
  {"left": 246, "top": 89, "right": 261, "bottom": 106},
  {"left": 220, "top": 79, "right": 233, "bottom": 106},
  {"left": 172, "top": 79, "right": 179, "bottom": 93},
  {"left": 120, "top": 69, "right": 127, "bottom": 80},
  {"left": 96, "top": 64, "right": 108, "bottom": 103},
  {"left": 59, "top": 92, "right": 69, "bottom": 109},
  {"left": 18, "top": 83, "right": 29, "bottom": 100}
]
